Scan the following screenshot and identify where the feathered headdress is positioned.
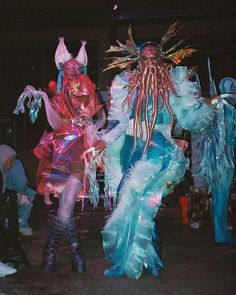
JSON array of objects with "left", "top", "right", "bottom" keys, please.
[{"left": 104, "top": 22, "right": 197, "bottom": 71}]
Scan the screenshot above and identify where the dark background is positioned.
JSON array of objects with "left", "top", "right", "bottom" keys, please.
[{"left": 0, "top": 0, "right": 236, "bottom": 148}]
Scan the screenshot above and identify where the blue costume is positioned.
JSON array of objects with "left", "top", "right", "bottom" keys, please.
[
  {"left": 191, "top": 77, "right": 236, "bottom": 245},
  {"left": 100, "top": 64, "right": 216, "bottom": 279}
]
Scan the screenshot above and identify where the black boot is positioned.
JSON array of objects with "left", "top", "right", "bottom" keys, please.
[
  {"left": 66, "top": 218, "right": 86, "bottom": 273},
  {"left": 42, "top": 211, "right": 64, "bottom": 272}
]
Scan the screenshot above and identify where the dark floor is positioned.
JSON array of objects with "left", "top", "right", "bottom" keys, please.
[{"left": 1, "top": 198, "right": 236, "bottom": 295}]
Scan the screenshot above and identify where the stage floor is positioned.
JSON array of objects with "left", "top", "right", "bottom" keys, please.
[{"left": 0, "top": 197, "right": 236, "bottom": 295}]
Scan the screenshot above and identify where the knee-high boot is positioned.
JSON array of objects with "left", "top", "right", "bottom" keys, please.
[
  {"left": 65, "top": 218, "right": 86, "bottom": 273},
  {"left": 42, "top": 211, "right": 64, "bottom": 272}
]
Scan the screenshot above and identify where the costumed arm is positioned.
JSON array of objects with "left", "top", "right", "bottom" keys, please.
[
  {"left": 100, "top": 73, "right": 130, "bottom": 145},
  {"left": 37, "top": 90, "right": 62, "bottom": 129},
  {"left": 84, "top": 72, "right": 129, "bottom": 158},
  {"left": 169, "top": 66, "right": 216, "bottom": 134},
  {"left": 86, "top": 72, "right": 130, "bottom": 207},
  {"left": 191, "top": 96, "right": 236, "bottom": 193},
  {"left": 14, "top": 86, "right": 62, "bottom": 129}
]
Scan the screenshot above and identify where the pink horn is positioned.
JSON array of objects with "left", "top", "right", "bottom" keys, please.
[
  {"left": 55, "top": 37, "right": 72, "bottom": 69},
  {"left": 75, "top": 40, "right": 88, "bottom": 66}
]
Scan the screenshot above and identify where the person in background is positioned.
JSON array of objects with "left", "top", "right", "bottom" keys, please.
[
  {"left": 5, "top": 158, "right": 36, "bottom": 236},
  {"left": 191, "top": 76, "right": 236, "bottom": 245},
  {"left": 0, "top": 144, "right": 30, "bottom": 270},
  {"left": 0, "top": 163, "right": 17, "bottom": 277}
]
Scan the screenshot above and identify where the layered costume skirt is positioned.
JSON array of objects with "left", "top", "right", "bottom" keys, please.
[{"left": 102, "top": 127, "right": 188, "bottom": 280}]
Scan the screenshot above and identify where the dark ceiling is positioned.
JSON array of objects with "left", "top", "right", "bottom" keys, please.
[
  {"left": 1, "top": 0, "right": 236, "bottom": 31},
  {"left": 0, "top": 0, "right": 236, "bottom": 147}
]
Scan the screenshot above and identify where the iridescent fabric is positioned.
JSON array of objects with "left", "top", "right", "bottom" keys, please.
[
  {"left": 192, "top": 100, "right": 236, "bottom": 244},
  {"left": 102, "top": 66, "right": 216, "bottom": 279},
  {"left": 33, "top": 74, "right": 101, "bottom": 206}
]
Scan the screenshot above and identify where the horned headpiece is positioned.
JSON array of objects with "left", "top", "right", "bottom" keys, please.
[{"left": 55, "top": 37, "right": 88, "bottom": 69}]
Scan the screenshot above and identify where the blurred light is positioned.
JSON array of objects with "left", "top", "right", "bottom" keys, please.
[{"left": 113, "top": 4, "right": 118, "bottom": 10}]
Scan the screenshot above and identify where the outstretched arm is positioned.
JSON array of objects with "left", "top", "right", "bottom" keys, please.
[
  {"left": 14, "top": 86, "right": 62, "bottom": 130},
  {"left": 37, "top": 90, "right": 62, "bottom": 130}
]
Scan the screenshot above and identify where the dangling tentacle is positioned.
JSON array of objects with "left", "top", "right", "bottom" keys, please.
[
  {"left": 138, "top": 64, "right": 147, "bottom": 142},
  {"left": 150, "top": 68, "right": 158, "bottom": 138},
  {"left": 164, "top": 89, "right": 174, "bottom": 129},
  {"left": 133, "top": 114, "right": 138, "bottom": 150},
  {"left": 144, "top": 70, "right": 151, "bottom": 151},
  {"left": 123, "top": 59, "right": 176, "bottom": 152},
  {"left": 133, "top": 63, "right": 145, "bottom": 149}
]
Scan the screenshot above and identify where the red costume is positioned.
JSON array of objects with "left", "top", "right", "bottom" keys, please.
[{"left": 34, "top": 73, "right": 102, "bottom": 196}]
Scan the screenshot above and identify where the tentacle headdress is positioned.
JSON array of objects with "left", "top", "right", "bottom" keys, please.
[
  {"left": 105, "top": 23, "right": 197, "bottom": 151},
  {"left": 104, "top": 22, "right": 197, "bottom": 71}
]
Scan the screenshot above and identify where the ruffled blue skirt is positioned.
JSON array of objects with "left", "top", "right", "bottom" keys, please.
[{"left": 102, "top": 130, "right": 188, "bottom": 279}]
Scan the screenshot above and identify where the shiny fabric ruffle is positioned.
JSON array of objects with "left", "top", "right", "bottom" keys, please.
[
  {"left": 102, "top": 131, "right": 188, "bottom": 280},
  {"left": 192, "top": 101, "right": 235, "bottom": 194},
  {"left": 33, "top": 121, "right": 98, "bottom": 199},
  {"left": 192, "top": 101, "right": 236, "bottom": 243}
]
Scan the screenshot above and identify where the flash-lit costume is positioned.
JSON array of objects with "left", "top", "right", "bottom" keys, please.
[
  {"left": 99, "top": 24, "right": 216, "bottom": 280},
  {"left": 33, "top": 64, "right": 102, "bottom": 200},
  {"left": 14, "top": 38, "right": 106, "bottom": 272},
  {"left": 191, "top": 76, "right": 236, "bottom": 245}
]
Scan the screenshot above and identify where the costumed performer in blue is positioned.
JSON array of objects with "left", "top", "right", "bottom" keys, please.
[
  {"left": 191, "top": 70, "right": 236, "bottom": 245},
  {"left": 13, "top": 38, "right": 106, "bottom": 272},
  {"left": 88, "top": 23, "right": 219, "bottom": 280}
]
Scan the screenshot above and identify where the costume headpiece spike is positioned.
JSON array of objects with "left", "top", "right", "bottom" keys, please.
[
  {"left": 103, "top": 25, "right": 139, "bottom": 71},
  {"left": 164, "top": 47, "right": 197, "bottom": 65},
  {"left": 164, "top": 39, "right": 185, "bottom": 55},
  {"left": 104, "top": 22, "right": 197, "bottom": 71},
  {"left": 75, "top": 40, "right": 88, "bottom": 66},
  {"left": 55, "top": 37, "right": 72, "bottom": 70},
  {"left": 159, "top": 22, "right": 184, "bottom": 52},
  {"left": 160, "top": 22, "right": 197, "bottom": 64}
]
